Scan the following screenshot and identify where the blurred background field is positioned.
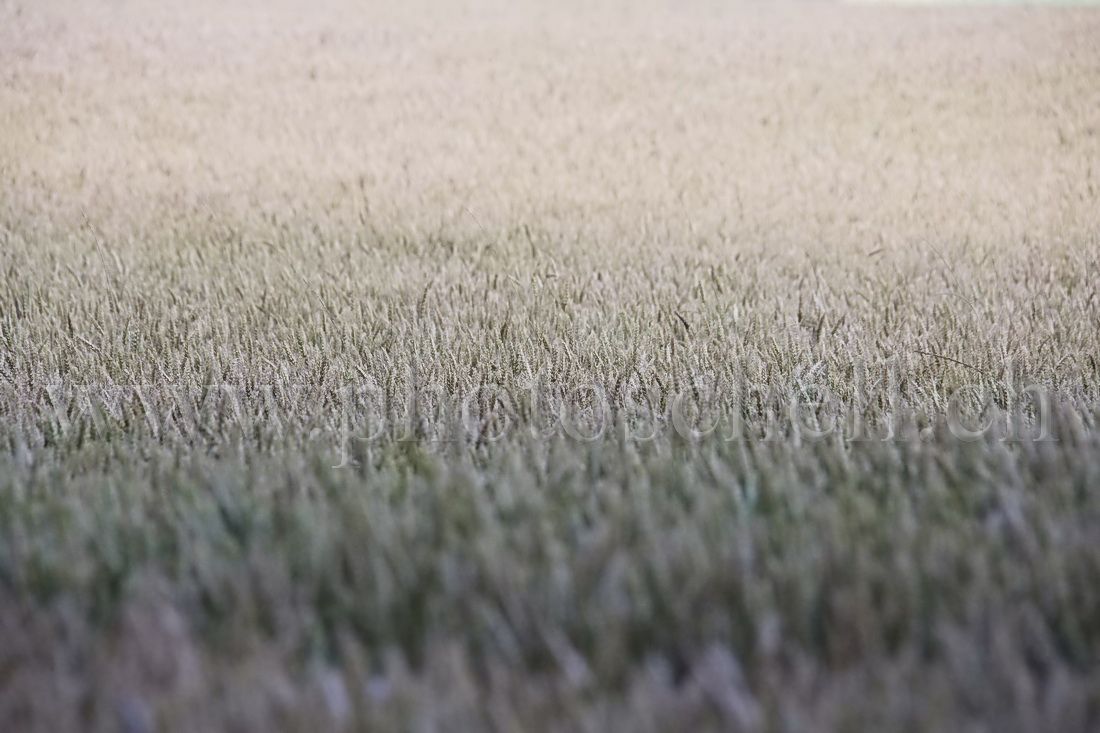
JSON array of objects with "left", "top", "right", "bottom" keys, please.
[{"left": 2, "top": 1, "right": 1099, "bottom": 731}]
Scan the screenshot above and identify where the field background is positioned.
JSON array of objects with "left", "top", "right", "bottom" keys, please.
[{"left": 2, "top": 1, "right": 1100, "bottom": 731}]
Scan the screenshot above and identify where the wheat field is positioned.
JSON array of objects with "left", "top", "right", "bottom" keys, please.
[{"left": 2, "top": 1, "right": 1100, "bottom": 731}]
